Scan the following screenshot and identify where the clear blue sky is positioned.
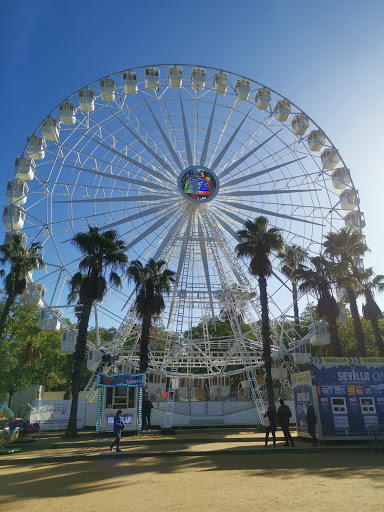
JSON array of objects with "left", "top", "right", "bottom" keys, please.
[{"left": 1, "top": 0, "right": 384, "bottom": 308}]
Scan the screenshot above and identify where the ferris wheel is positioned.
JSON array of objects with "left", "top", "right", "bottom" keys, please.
[{"left": 3, "top": 64, "right": 365, "bottom": 407}]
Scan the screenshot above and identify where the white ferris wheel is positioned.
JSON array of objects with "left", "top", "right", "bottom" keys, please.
[{"left": 3, "top": 64, "right": 365, "bottom": 414}]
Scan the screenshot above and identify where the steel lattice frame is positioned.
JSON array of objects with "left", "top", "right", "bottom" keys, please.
[{"left": 5, "top": 64, "right": 364, "bottom": 395}]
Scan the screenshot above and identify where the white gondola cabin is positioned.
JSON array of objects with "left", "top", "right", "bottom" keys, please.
[
  {"left": 41, "top": 117, "right": 60, "bottom": 142},
  {"left": 27, "top": 136, "right": 46, "bottom": 160},
  {"left": 4, "top": 231, "right": 27, "bottom": 247},
  {"left": 309, "top": 324, "right": 331, "bottom": 346},
  {"left": 20, "top": 284, "right": 46, "bottom": 308},
  {"left": 291, "top": 114, "right": 310, "bottom": 136},
  {"left": 2, "top": 206, "right": 25, "bottom": 230},
  {"left": 59, "top": 102, "right": 77, "bottom": 125},
  {"left": 14, "top": 157, "right": 35, "bottom": 181},
  {"left": 331, "top": 167, "right": 351, "bottom": 190},
  {"left": 273, "top": 100, "right": 291, "bottom": 122},
  {"left": 39, "top": 308, "right": 62, "bottom": 332},
  {"left": 79, "top": 89, "right": 95, "bottom": 112},
  {"left": 191, "top": 68, "right": 205, "bottom": 90},
  {"left": 255, "top": 88, "right": 271, "bottom": 110},
  {"left": 6, "top": 181, "right": 29, "bottom": 206},
  {"left": 321, "top": 148, "right": 340, "bottom": 170},
  {"left": 235, "top": 79, "right": 250, "bottom": 101},
  {"left": 344, "top": 211, "right": 365, "bottom": 230},
  {"left": 294, "top": 351, "right": 311, "bottom": 365},
  {"left": 122, "top": 71, "right": 138, "bottom": 95},
  {"left": 145, "top": 68, "right": 160, "bottom": 90},
  {"left": 168, "top": 66, "right": 183, "bottom": 89},
  {"left": 307, "top": 130, "right": 326, "bottom": 151},
  {"left": 340, "top": 189, "right": 359, "bottom": 210},
  {"left": 100, "top": 79, "right": 116, "bottom": 102},
  {"left": 213, "top": 72, "right": 228, "bottom": 94},
  {"left": 61, "top": 330, "right": 78, "bottom": 354}
]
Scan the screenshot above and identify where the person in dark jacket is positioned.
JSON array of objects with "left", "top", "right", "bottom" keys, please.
[
  {"left": 110, "top": 409, "right": 124, "bottom": 452},
  {"left": 306, "top": 401, "right": 320, "bottom": 446},
  {"left": 264, "top": 405, "right": 277, "bottom": 447},
  {"left": 277, "top": 398, "right": 295, "bottom": 446},
  {"left": 142, "top": 395, "right": 153, "bottom": 431}
]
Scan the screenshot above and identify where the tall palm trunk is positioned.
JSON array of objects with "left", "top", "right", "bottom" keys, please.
[
  {"left": 347, "top": 288, "right": 366, "bottom": 356},
  {"left": 0, "top": 292, "right": 16, "bottom": 340},
  {"left": 292, "top": 280, "right": 300, "bottom": 341},
  {"left": 140, "top": 314, "right": 151, "bottom": 373},
  {"left": 258, "top": 276, "right": 274, "bottom": 408},
  {"left": 370, "top": 316, "right": 384, "bottom": 356},
  {"left": 65, "top": 298, "right": 93, "bottom": 436}
]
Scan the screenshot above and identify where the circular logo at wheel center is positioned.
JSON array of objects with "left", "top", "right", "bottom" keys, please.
[{"left": 178, "top": 166, "right": 219, "bottom": 202}]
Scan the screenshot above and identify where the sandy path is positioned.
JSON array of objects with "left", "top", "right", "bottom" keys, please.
[{"left": 0, "top": 452, "right": 383, "bottom": 512}]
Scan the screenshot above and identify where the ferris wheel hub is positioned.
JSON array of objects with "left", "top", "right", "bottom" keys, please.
[{"left": 178, "top": 165, "right": 219, "bottom": 202}]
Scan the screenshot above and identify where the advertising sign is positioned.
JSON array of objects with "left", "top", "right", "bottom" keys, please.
[
  {"left": 310, "top": 357, "right": 384, "bottom": 437},
  {"left": 105, "top": 413, "right": 133, "bottom": 428},
  {"left": 30, "top": 400, "right": 86, "bottom": 430},
  {"left": 99, "top": 374, "right": 144, "bottom": 387},
  {"left": 292, "top": 372, "right": 313, "bottom": 435}
]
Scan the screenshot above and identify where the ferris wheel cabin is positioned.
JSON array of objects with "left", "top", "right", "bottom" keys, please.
[
  {"left": 39, "top": 308, "right": 63, "bottom": 332},
  {"left": 59, "top": 102, "right": 77, "bottom": 125},
  {"left": 79, "top": 89, "right": 95, "bottom": 112},
  {"left": 321, "top": 148, "right": 340, "bottom": 170},
  {"left": 122, "top": 71, "right": 138, "bottom": 94},
  {"left": 331, "top": 167, "right": 351, "bottom": 189},
  {"left": 291, "top": 114, "right": 310, "bottom": 136},
  {"left": 4, "top": 230, "right": 27, "bottom": 247},
  {"left": 168, "top": 66, "right": 183, "bottom": 89},
  {"left": 100, "top": 79, "right": 116, "bottom": 102},
  {"left": 41, "top": 117, "right": 60, "bottom": 142},
  {"left": 27, "top": 135, "right": 46, "bottom": 160},
  {"left": 273, "top": 100, "right": 291, "bottom": 122},
  {"left": 191, "top": 68, "right": 205, "bottom": 90},
  {"left": 145, "top": 68, "right": 160, "bottom": 90},
  {"left": 309, "top": 324, "right": 331, "bottom": 346},
  {"left": 20, "top": 284, "right": 46, "bottom": 308},
  {"left": 234, "top": 79, "right": 250, "bottom": 101},
  {"left": 344, "top": 211, "right": 366, "bottom": 230},
  {"left": 61, "top": 330, "right": 78, "bottom": 354},
  {"left": 213, "top": 72, "right": 229, "bottom": 94},
  {"left": 307, "top": 130, "right": 326, "bottom": 151},
  {"left": 6, "top": 180, "right": 29, "bottom": 206},
  {"left": 14, "top": 157, "right": 35, "bottom": 181},
  {"left": 2, "top": 206, "right": 25, "bottom": 230},
  {"left": 340, "top": 189, "right": 359, "bottom": 210},
  {"left": 255, "top": 88, "right": 271, "bottom": 110}
]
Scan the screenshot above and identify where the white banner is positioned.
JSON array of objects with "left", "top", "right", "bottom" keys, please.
[{"left": 30, "top": 400, "right": 86, "bottom": 430}]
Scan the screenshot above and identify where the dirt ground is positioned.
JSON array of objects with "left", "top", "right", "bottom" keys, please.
[{"left": 0, "top": 451, "right": 383, "bottom": 512}]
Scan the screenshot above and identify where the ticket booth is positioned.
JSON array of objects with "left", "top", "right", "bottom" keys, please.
[
  {"left": 293, "top": 357, "right": 384, "bottom": 440},
  {"left": 97, "top": 373, "right": 145, "bottom": 433}
]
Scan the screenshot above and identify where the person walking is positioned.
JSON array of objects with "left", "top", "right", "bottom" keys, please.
[
  {"left": 110, "top": 409, "right": 124, "bottom": 452},
  {"left": 142, "top": 394, "right": 153, "bottom": 431},
  {"left": 264, "top": 405, "right": 277, "bottom": 447},
  {"left": 306, "top": 401, "right": 320, "bottom": 446},
  {"left": 277, "top": 398, "right": 295, "bottom": 446}
]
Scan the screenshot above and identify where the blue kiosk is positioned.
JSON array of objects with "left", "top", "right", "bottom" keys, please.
[
  {"left": 293, "top": 357, "right": 384, "bottom": 440},
  {"left": 97, "top": 373, "right": 145, "bottom": 433}
]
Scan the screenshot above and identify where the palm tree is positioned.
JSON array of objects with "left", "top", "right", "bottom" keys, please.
[
  {"left": 359, "top": 268, "right": 384, "bottom": 356},
  {"left": 64, "top": 227, "right": 128, "bottom": 437},
  {"left": 323, "top": 229, "right": 368, "bottom": 356},
  {"left": 295, "top": 255, "right": 343, "bottom": 356},
  {"left": 278, "top": 244, "right": 307, "bottom": 340},
  {"left": 127, "top": 259, "right": 176, "bottom": 373},
  {"left": 0, "top": 235, "right": 45, "bottom": 341},
  {"left": 235, "top": 216, "right": 284, "bottom": 408}
]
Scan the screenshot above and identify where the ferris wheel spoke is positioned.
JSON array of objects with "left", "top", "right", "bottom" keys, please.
[
  {"left": 53, "top": 193, "right": 173, "bottom": 205},
  {"left": 125, "top": 208, "right": 178, "bottom": 250},
  {"left": 209, "top": 210, "right": 239, "bottom": 240},
  {"left": 112, "top": 111, "right": 179, "bottom": 179},
  {"left": 61, "top": 164, "right": 170, "bottom": 192},
  {"left": 143, "top": 98, "right": 184, "bottom": 173},
  {"left": 95, "top": 203, "right": 176, "bottom": 232},
  {"left": 179, "top": 93, "right": 193, "bottom": 167},
  {"left": 220, "top": 157, "right": 307, "bottom": 189},
  {"left": 210, "top": 110, "right": 251, "bottom": 172},
  {"left": 217, "top": 130, "right": 282, "bottom": 180},
  {"left": 200, "top": 97, "right": 217, "bottom": 166},
  {"left": 222, "top": 187, "right": 321, "bottom": 197},
  {"left": 197, "top": 218, "right": 215, "bottom": 320},
  {"left": 81, "top": 133, "right": 174, "bottom": 185},
  {"left": 152, "top": 211, "right": 189, "bottom": 261}
]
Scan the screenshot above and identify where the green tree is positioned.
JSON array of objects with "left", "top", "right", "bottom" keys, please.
[
  {"left": 127, "top": 259, "right": 176, "bottom": 373},
  {"left": 324, "top": 228, "right": 368, "bottom": 356},
  {"left": 277, "top": 244, "right": 307, "bottom": 340},
  {"left": 0, "top": 235, "right": 46, "bottom": 341},
  {"left": 235, "top": 216, "right": 284, "bottom": 408},
  {"left": 295, "top": 255, "right": 343, "bottom": 356},
  {"left": 65, "top": 227, "right": 128, "bottom": 437},
  {"left": 359, "top": 268, "right": 384, "bottom": 356}
]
